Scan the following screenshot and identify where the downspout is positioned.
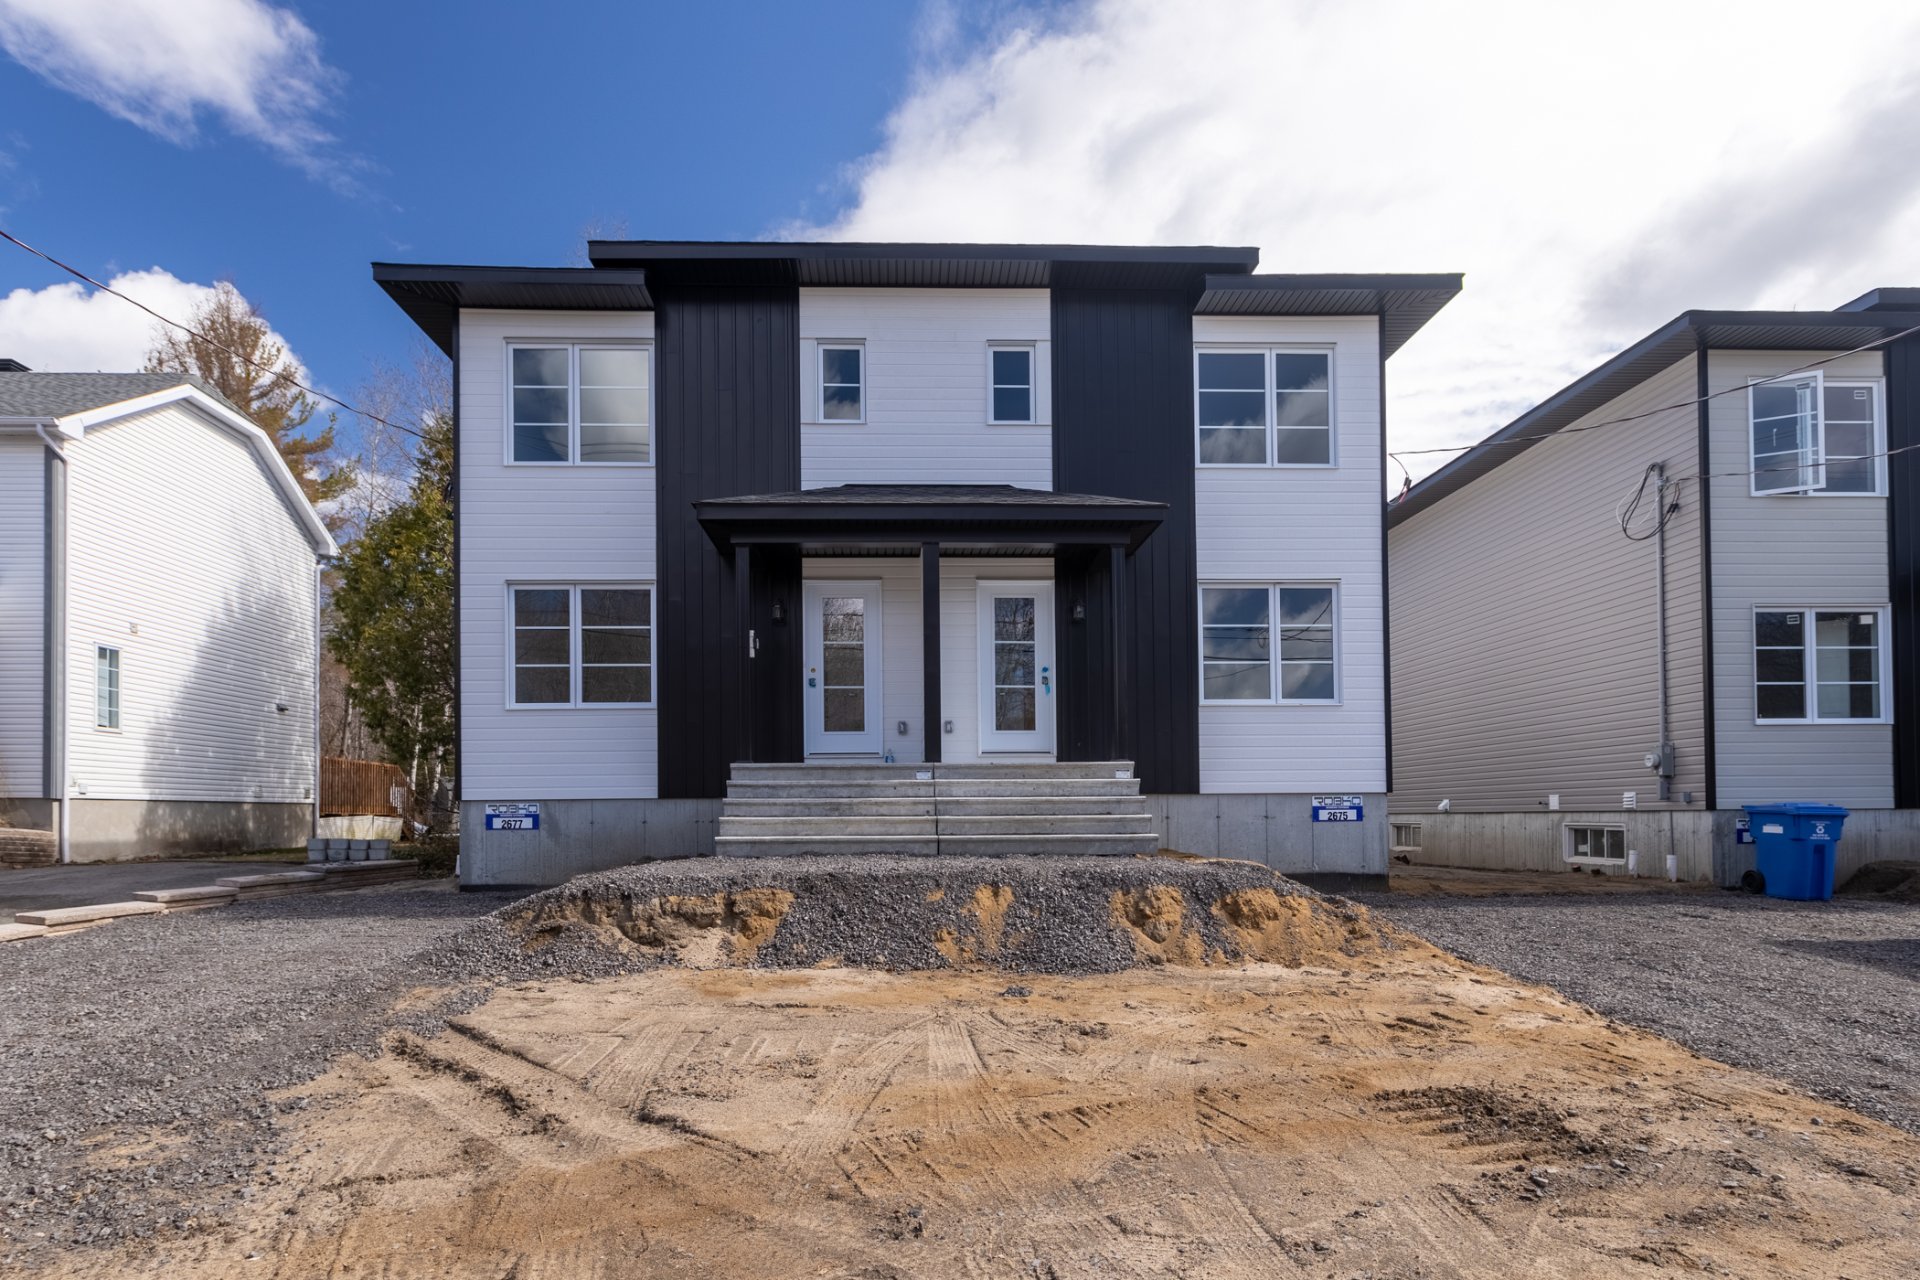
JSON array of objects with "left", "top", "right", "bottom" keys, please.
[
  {"left": 313, "top": 557, "right": 324, "bottom": 841},
  {"left": 36, "top": 425, "right": 69, "bottom": 863}
]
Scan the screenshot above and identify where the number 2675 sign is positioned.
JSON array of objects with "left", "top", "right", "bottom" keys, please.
[{"left": 1311, "top": 795, "right": 1364, "bottom": 823}]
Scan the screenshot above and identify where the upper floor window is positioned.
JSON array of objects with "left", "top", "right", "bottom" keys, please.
[
  {"left": 510, "top": 585, "right": 654, "bottom": 708},
  {"left": 510, "top": 345, "right": 650, "bottom": 465},
  {"left": 989, "top": 346, "right": 1035, "bottom": 423},
  {"left": 1200, "top": 583, "right": 1338, "bottom": 703},
  {"left": 1748, "top": 372, "right": 1882, "bottom": 496},
  {"left": 820, "top": 345, "right": 864, "bottom": 422},
  {"left": 1754, "top": 607, "right": 1886, "bottom": 723},
  {"left": 95, "top": 645, "right": 120, "bottom": 729},
  {"left": 1195, "top": 348, "right": 1333, "bottom": 466}
]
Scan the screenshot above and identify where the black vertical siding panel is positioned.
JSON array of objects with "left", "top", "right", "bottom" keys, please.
[
  {"left": 1052, "top": 287, "right": 1201, "bottom": 792},
  {"left": 655, "top": 285, "right": 800, "bottom": 797},
  {"left": 1888, "top": 336, "right": 1920, "bottom": 807}
]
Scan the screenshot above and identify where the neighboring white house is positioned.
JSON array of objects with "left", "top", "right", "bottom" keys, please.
[{"left": 0, "top": 367, "right": 336, "bottom": 864}]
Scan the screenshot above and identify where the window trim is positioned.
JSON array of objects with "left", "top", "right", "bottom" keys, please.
[
  {"left": 95, "top": 644, "right": 121, "bottom": 732},
  {"left": 1562, "top": 822, "right": 1627, "bottom": 866},
  {"left": 504, "top": 341, "right": 654, "bottom": 468},
  {"left": 505, "top": 582, "right": 656, "bottom": 710},
  {"left": 1390, "top": 820, "right": 1423, "bottom": 852},
  {"left": 1751, "top": 604, "right": 1890, "bottom": 725},
  {"left": 1197, "top": 581, "right": 1341, "bottom": 706},
  {"left": 987, "top": 343, "right": 1037, "bottom": 425},
  {"left": 1746, "top": 373, "right": 1885, "bottom": 498},
  {"left": 818, "top": 342, "right": 866, "bottom": 425},
  {"left": 1193, "top": 344, "right": 1336, "bottom": 470}
]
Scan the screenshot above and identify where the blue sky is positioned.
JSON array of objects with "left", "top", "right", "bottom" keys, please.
[{"left": 5, "top": 0, "right": 1920, "bottom": 478}]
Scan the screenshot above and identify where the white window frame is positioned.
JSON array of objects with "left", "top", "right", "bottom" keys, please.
[
  {"left": 1390, "top": 820, "right": 1422, "bottom": 852},
  {"left": 1194, "top": 345, "right": 1336, "bottom": 469},
  {"left": 1198, "top": 581, "right": 1341, "bottom": 706},
  {"left": 1746, "top": 373, "right": 1885, "bottom": 497},
  {"left": 504, "top": 342, "right": 653, "bottom": 467},
  {"left": 818, "top": 342, "right": 866, "bottom": 424},
  {"left": 987, "top": 343, "right": 1037, "bottom": 424},
  {"left": 505, "top": 583, "right": 656, "bottom": 709},
  {"left": 95, "top": 644, "right": 121, "bottom": 731},
  {"left": 1562, "top": 823, "right": 1627, "bottom": 866},
  {"left": 1751, "top": 604, "right": 1890, "bottom": 725}
]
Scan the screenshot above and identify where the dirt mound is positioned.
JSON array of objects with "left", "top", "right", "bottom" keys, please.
[
  {"left": 423, "top": 855, "right": 1416, "bottom": 979},
  {"left": 1838, "top": 860, "right": 1920, "bottom": 902}
]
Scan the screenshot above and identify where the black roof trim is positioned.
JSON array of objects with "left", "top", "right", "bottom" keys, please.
[
  {"left": 694, "top": 484, "right": 1167, "bottom": 551},
  {"left": 1196, "top": 272, "right": 1463, "bottom": 358},
  {"left": 1390, "top": 307, "right": 1920, "bottom": 526},
  {"left": 371, "top": 263, "right": 653, "bottom": 356},
  {"left": 587, "top": 240, "right": 1260, "bottom": 289},
  {"left": 1838, "top": 286, "right": 1920, "bottom": 313}
]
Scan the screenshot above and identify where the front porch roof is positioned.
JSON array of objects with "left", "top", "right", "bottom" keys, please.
[{"left": 693, "top": 484, "right": 1167, "bottom": 552}]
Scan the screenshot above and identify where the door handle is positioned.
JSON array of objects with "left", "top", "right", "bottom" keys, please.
[{"left": 1041, "top": 666, "right": 1051, "bottom": 696}]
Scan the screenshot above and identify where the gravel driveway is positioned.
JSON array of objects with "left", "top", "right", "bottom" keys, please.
[
  {"left": 0, "top": 885, "right": 512, "bottom": 1259},
  {"left": 1351, "top": 887, "right": 1920, "bottom": 1134}
]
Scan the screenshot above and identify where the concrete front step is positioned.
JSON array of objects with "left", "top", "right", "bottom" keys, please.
[
  {"left": 717, "top": 813, "right": 1154, "bottom": 839},
  {"left": 721, "top": 795, "right": 1149, "bottom": 818},
  {"left": 15, "top": 900, "right": 167, "bottom": 930},
  {"left": 714, "top": 832, "right": 1159, "bottom": 858},
  {"left": 133, "top": 885, "right": 240, "bottom": 912},
  {"left": 729, "top": 760, "right": 1136, "bottom": 783},
  {"left": 0, "top": 922, "right": 51, "bottom": 943},
  {"left": 727, "top": 778, "right": 1141, "bottom": 800}
]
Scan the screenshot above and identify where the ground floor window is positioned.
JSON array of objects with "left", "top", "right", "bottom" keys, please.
[
  {"left": 1390, "top": 821, "right": 1422, "bottom": 852},
  {"left": 510, "top": 584, "right": 653, "bottom": 707},
  {"left": 1753, "top": 606, "right": 1886, "bottom": 722},
  {"left": 1563, "top": 824, "right": 1626, "bottom": 864},
  {"left": 95, "top": 645, "right": 120, "bottom": 729},
  {"left": 1200, "top": 583, "right": 1337, "bottom": 703}
]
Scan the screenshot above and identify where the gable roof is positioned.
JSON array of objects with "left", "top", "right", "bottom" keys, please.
[
  {"left": 1388, "top": 303, "right": 1920, "bottom": 527},
  {"left": 0, "top": 374, "right": 336, "bottom": 556}
]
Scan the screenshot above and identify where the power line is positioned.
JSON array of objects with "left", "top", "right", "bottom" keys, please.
[
  {"left": 1388, "top": 321, "right": 1920, "bottom": 479},
  {"left": 0, "top": 227, "right": 425, "bottom": 441}
]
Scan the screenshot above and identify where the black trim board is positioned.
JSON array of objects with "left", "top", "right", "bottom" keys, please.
[
  {"left": 1693, "top": 337, "right": 1717, "bottom": 810},
  {"left": 1051, "top": 286, "right": 1201, "bottom": 793},
  {"left": 655, "top": 283, "right": 802, "bottom": 797},
  {"left": 1888, "top": 335, "right": 1920, "bottom": 806},
  {"left": 372, "top": 265, "right": 652, "bottom": 357}
]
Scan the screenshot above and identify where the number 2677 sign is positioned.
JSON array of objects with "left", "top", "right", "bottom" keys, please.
[
  {"left": 484, "top": 803, "right": 540, "bottom": 831},
  {"left": 1311, "top": 795, "right": 1364, "bottom": 823}
]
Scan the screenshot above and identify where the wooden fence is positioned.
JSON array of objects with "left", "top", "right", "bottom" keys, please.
[{"left": 320, "top": 756, "right": 412, "bottom": 818}]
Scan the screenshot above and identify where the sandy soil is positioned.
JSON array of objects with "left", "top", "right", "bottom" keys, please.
[{"left": 44, "top": 948, "right": 1919, "bottom": 1279}]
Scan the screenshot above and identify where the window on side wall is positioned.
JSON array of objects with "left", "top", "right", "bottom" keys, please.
[
  {"left": 95, "top": 645, "right": 120, "bottom": 729},
  {"left": 1753, "top": 607, "right": 1885, "bottom": 722},
  {"left": 1196, "top": 348, "right": 1333, "bottom": 467},
  {"left": 510, "top": 585, "right": 654, "bottom": 708},
  {"left": 820, "top": 345, "right": 864, "bottom": 422},
  {"left": 509, "top": 344, "right": 650, "bottom": 465},
  {"left": 989, "top": 346, "right": 1035, "bottom": 423},
  {"left": 1563, "top": 824, "right": 1626, "bottom": 864},
  {"left": 1199, "top": 583, "right": 1338, "bottom": 703},
  {"left": 1747, "top": 371, "right": 1882, "bottom": 496}
]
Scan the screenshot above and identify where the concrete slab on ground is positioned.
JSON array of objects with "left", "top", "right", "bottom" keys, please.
[{"left": 0, "top": 861, "right": 266, "bottom": 916}]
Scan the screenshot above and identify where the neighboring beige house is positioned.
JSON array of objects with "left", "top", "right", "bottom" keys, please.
[
  {"left": 1387, "top": 289, "right": 1920, "bottom": 886},
  {"left": 0, "top": 367, "right": 336, "bottom": 864}
]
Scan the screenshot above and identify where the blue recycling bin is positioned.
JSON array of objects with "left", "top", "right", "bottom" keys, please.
[{"left": 1741, "top": 803, "right": 1848, "bottom": 901}]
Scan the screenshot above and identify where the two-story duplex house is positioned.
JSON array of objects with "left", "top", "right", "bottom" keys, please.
[
  {"left": 374, "top": 243, "right": 1460, "bottom": 888},
  {"left": 1388, "top": 289, "right": 1920, "bottom": 887}
]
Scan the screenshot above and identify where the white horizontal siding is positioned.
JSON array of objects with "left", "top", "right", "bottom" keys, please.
[
  {"left": 1388, "top": 355, "right": 1706, "bottom": 812},
  {"left": 799, "top": 289, "right": 1051, "bottom": 489},
  {"left": 1193, "top": 315, "right": 1385, "bottom": 793},
  {"left": 1707, "top": 349, "right": 1891, "bottom": 808},
  {"left": 0, "top": 436, "right": 45, "bottom": 798},
  {"left": 802, "top": 556, "right": 1052, "bottom": 762},
  {"left": 63, "top": 404, "right": 318, "bottom": 804},
  {"left": 458, "top": 309, "right": 659, "bottom": 800}
]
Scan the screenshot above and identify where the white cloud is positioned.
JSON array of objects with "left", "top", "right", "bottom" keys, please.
[
  {"left": 0, "top": 268, "right": 301, "bottom": 377},
  {"left": 798, "top": 0, "right": 1920, "bottom": 485},
  {"left": 0, "top": 0, "right": 352, "bottom": 188}
]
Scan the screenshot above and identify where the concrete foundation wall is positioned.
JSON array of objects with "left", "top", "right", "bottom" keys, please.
[
  {"left": 1149, "top": 792, "right": 1387, "bottom": 877},
  {"left": 458, "top": 798, "right": 721, "bottom": 887},
  {"left": 65, "top": 798, "right": 312, "bottom": 863},
  {"left": 1390, "top": 807, "right": 1920, "bottom": 888}
]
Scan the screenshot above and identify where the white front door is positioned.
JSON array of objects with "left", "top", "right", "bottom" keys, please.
[
  {"left": 803, "top": 581, "right": 884, "bottom": 756},
  {"left": 977, "top": 582, "right": 1055, "bottom": 754}
]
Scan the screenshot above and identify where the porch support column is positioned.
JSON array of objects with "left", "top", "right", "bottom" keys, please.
[
  {"left": 1109, "top": 544, "right": 1130, "bottom": 764},
  {"left": 922, "top": 541, "right": 942, "bottom": 764},
  {"left": 735, "top": 543, "right": 754, "bottom": 764}
]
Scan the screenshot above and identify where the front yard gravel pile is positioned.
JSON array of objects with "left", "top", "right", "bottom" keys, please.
[
  {"left": 0, "top": 887, "right": 513, "bottom": 1260},
  {"left": 1350, "top": 887, "right": 1920, "bottom": 1135}
]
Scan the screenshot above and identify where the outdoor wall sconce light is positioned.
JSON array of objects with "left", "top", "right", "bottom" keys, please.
[
  {"left": 771, "top": 601, "right": 786, "bottom": 624},
  {"left": 1071, "top": 601, "right": 1086, "bottom": 623}
]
